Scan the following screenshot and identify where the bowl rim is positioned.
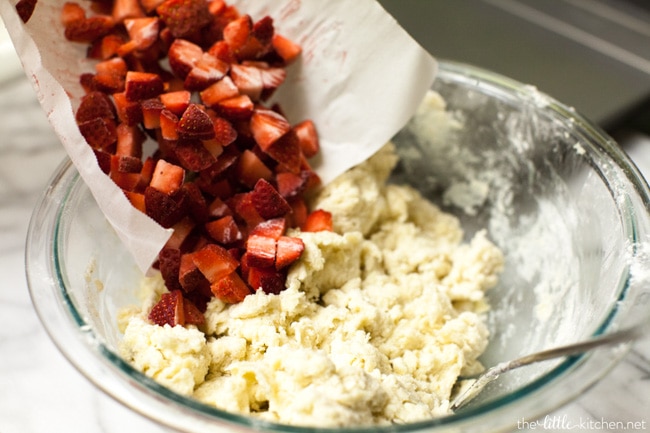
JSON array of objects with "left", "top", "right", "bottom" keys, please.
[{"left": 26, "top": 60, "right": 650, "bottom": 433}]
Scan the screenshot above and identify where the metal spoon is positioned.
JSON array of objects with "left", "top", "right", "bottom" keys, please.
[{"left": 450, "top": 323, "right": 648, "bottom": 411}]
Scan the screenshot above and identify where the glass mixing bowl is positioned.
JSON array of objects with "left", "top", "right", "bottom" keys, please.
[{"left": 26, "top": 61, "right": 650, "bottom": 433}]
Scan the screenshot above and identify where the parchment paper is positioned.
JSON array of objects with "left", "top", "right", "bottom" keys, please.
[{"left": 1, "top": 0, "right": 437, "bottom": 272}]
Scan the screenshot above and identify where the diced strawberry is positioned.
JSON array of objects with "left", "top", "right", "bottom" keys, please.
[
  {"left": 184, "top": 53, "right": 230, "bottom": 91},
  {"left": 191, "top": 243, "right": 239, "bottom": 283},
  {"left": 207, "top": 196, "right": 231, "bottom": 219},
  {"left": 250, "top": 217, "right": 286, "bottom": 240},
  {"left": 159, "top": 108, "right": 180, "bottom": 140},
  {"left": 113, "top": 91, "right": 143, "bottom": 126},
  {"left": 180, "top": 182, "right": 209, "bottom": 223},
  {"left": 140, "top": 156, "right": 157, "bottom": 185},
  {"left": 247, "top": 266, "right": 286, "bottom": 294},
  {"left": 207, "top": 40, "right": 236, "bottom": 64},
  {"left": 229, "top": 192, "right": 264, "bottom": 227},
  {"left": 211, "top": 271, "right": 251, "bottom": 303},
  {"left": 168, "top": 38, "right": 203, "bottom": 79},
  {"left": 235, "top": 149, "right": 273, "bottom": 188},
  {"left": 199, "top": 76, "right": 239, "bottom": 108},
  {"left": 87, "top": 33, "right": 126, "bottom": 60},
  {"left": 76, "top": 91, "right": 116, "bottom": 123},
  {"left": 149, "top": 290, "right": 185, "bottom": 326},
  {"left": 215, "top": 94, "right": 254, "bottom": 120},
  {"left": 209, "top": 113, "right": 238, "bottom": 147},
  {"left": 265, "top": 129, "right": 301, "bottom": 173},
  {"left": 111, "top": 0, "right": 145, "bottom": 23},
  {"left": 93, "top": 57, "right": 128, "bottom": 93},
  {"left": 141, "top": 98, "right": 164, "bottom": 129},
  {"left": 144, "top": 186, "right": 186, "bottom": 227},
  {"left": 111, "top": 153, "right": 143, "bottom": 173},
  {"left": 115, "top": 123, "right": 144, "bottom": 158},
  {"left": 160, "top": 90, "right": 191, "bottom": 116},
  {"left": 65, "top": 15, "right": 115, "bottom": 43},
  {"left": 118, "top": 17, "right": 159, "bottom": 56},
  {"left": 258, "top": 66, "right": 286, "bottom": 100},
  {"left": 165, "top": 216, "right": 196, "bottom": 250},
  {"left": 252, "top": 16, "right": 274, "bottom": 47},
  {"left": 158, "top": 247, "right": 182, "bottom": 291},
  {"left": 150, "top": 159, "right": 185, "bottom": 195},
  {"left": 201, "top": 139, "right": 224, "bottom": 160},
  {"left": 222, "top": 14, "right": 252, "bottom": 55},
  {"left": 293, "top": 119, "right": 319, "bottom": 158},
  {"left": 275, "top": 236, "right": 304, "bottom": 270},
  {"left": 302, "top": 209, "right": 333, "bottom": 232},
  {"left": 178, "top": 252, "right": 208, "bottom": 292},
  {"left": 205, "top": 215, "right": 242, "bottom": 245},
  {"left": 124, "top": 190, "right": 146, "bottom": 212},
  {"left": 124, "top": 71, "right": 164, "bottom": 101},
  {"left": 140, "top": 0, "right": 166, "bottom": 13},
  {"left": 61, "top": 2, "right": 86, "bottom": 27},
  {"left": 176, "top": 104, "right": 215, "bottom": 140},
  {"left": 250, "top": 108, "right": 291, "bottom": 151},
  {"left": 16, "top": 0, "right": 37, "bottom": 23},
  {"left": 230, "top": 64, "right": 262, "bottom": 99},
  {"left": 174, "top": 139, "right": 217, "bottom": 171},
  {"left": 276, "top": 171, "right": 309, "bottom": 199},
  {"left": 250, "top": 178, "right": 291, "bottom": 219},
  {"left": 78, "top": 117, "right": 117, "bottom": 150},
  {"left": 287, "top": 197, "right": 308, "bottom": 228},
  {"left": 245, "top": 234, "right": 276, "bottom": 268},
  {"left": 183, "top": 297, "right": 205, "bottom": 325},
  {"left": 156, "top": 0, "right": 212, "bottom": 39},
  {"left": 111, "top": 171, "right": 142, "bottom": 192},
  {"left": 199, "top": 145, "right": 239, "bottom": 181},
  {"left": 93, "top": 149, "right": 112, "bottom": 174},
  {"left": 272, "top": 33, "right": 301, "bottom": 64}
]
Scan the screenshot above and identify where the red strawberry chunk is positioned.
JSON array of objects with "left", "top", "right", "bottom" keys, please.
[
  {"left": 144, "top": 186, "right": 187, "bottom": 228},
  {"left": 215, "top": 94, "right": 254, "bottom": 120},
  {"left": 245, "top": 234, "right": 276, "bottom": 268},
  {"left": 185, "top": 53, "right": 230, "bottom": 91},
  {"left": 222, "top": 15, "right": 252, "bottom": 55},
  {"left": 174, "top": 139, "right": 217, "bottom": 171},
  {"left": 16, "top": 0, "right": 37, "bottom": 23},
  {"left": 115, "top": 123, "right": 145, "bottom": 158},
  {"left": 125, "top": 71, "right": 164, "bottom": 101},
  {"left": 276, "top": 171, "right": 309, "bottom": 199},
  {"left": 118, "top": 17, "right": 159, "bottom": 55},
  {"left": 149, "top": 290, "right": 185, "bottom": 326},
  {"left": 88, "top": 34, "right": 126, "bottom": 60},
  {"left": 275, "top": 236, "right": 304, "bottom": 270},
  {"left": 247, "top": 266, "right": 286, "bottom": 294},
  {"left": 209, "top": 114, "right": 238, "bottom": 147},
  {"left": 112, "top": 0, "right": 145, "bottom": 23},
  {"left": 272, "top": 33, "right": 301, "bottom": 64},
  {"left": 160, "top": 90, "right": 191, "bottom": 116},
  {"left": 250, "top": 108, "right": 291, "bottom": 151},
  {"left": 200, "top": 76, "right": 240, "bottom": 108},
  {"left": 229, "top": 192, "right": 264, "bottom": 227},
  {"left": 156, "top": 0, "right": 212, "bottom": 39},
  {"left": 61, "top": 2, "right": 86, "bottom": 27},
  {"left": 141, "top": 98, "right": 164, "bottom": 129},
  {"left": 64, "top": 15, "right": 115, "bottom": 43},
  {"left": 168, "top": 38, "right": 203, "bottom": 79},
  {"left": 158, "top": 247, "right": 182, "bottom": 291},
  {"left": 230, "top": 64, "right": 263, "bottom": 100},
  {"left": 302, "top": 209, "right": 333, "bottom": 232},
  {"left": 258, "top": 66, "right": 286, "bottom": 100},
  {"left": 293, "top": 119, "right": 320, "bottom": 158},
  {"left": 236, "top": 149, "right": 273, "bottom": 188},
  {"left": 78, "top": 117, "right": 117, "bottom": 150},
  {"left": 250, "top": 178, "right": 291, "bottom": 219},
  {"left": 159, "top": 109, "right": 180, "bottom": 140},
  {"left": 205, "top": 215, "right": 242, "bottom": 245},
  {"left": 165, "top": 217, "right": 196, "bottom": 250},
  {"left": 211, "top": 272, "right": 251, "bottom": 303},
  {"left": 191, "top": 243, "right": 239, "bottom": 284},
  {"left": 265, "top": 129, "right": 301, "bottom": 174},
  {"left": 179, "top": 253, "right": 208, "bottom": 292},
  {"left": 76, "top": 91, "right": 116, "bottom": 123},
  {"left": 150, "top": 159, "right": 185, "bottom": 195},
  {"left": 183, "top": 297, "right": 205, "bottom": 325},
  {"left": 124, "top": 190, "right": 146, "bottom": 213},
  {"left": 250, "top": 217, "right": 286, "bottom": 240},
  {"left": 113, "top": 92, "right": 143, "bottom": 125},
  {"left": 177, "top": 104, "right": 216, "bottom": 140}
]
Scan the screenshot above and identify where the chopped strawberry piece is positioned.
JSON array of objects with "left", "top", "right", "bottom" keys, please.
[
  {"left": 208, "top": 113, "right": 238, "bottom": 147},
  {"left": 159, "top": 108, "right": 180, "bottom": 140},
  {"left": 252, "top": 16, "right": 274, "bottom": 47},
  {"left": 250, "top": 108, "right": 291, "bottom": 151},
  {"left": 145, "top": 186, "right": 186, "bottom": 228},
  {"left": 205, "top": 215, "right": 242, "bottom": 245},
  {"left": 179, "top": 253, "right": 208, "bottom": 292},
  {"left": 200, "top": 76, "right": 239, "bottom": 108},
  {"left": 124, "top": 190, "right": 146, "bottom": 213},
  {"left": 184, "top": 53, "right": 230, "bottom": 91},
  {"left": 275, "top": 236, "right": 304, "bottom": 270},
  {"left": 276, "top": 171, "right": 309, "bottom": 199},
  {"left": 207, "top": 196, "right": 231, "bottom": 219},
  {"left": 229, "top": 192, "right": 264, "bottom": 227},
  {"left": 156, "top": 0, "right": 212, "bottom": 39},
  {"left": 293, "top": 119, "right": 320, "bottom": 158},
  {"left": 150, "top": 159, "right": 185, "bottom": 195},
  {"left": 141, "top": 98, "right": 164, "bottom": 129},
  {"left": 177, "top": 103, "right": 215, "bottom": 140},
  {"left": 287, "top": 197, "right": 308, "bottom": 228},
  {"left": 76, "top": 91, "right": 116, "bottom": 123},
  {"left": 140, "top": 0, "right": 166, "bottom": 13},
  {"left": 245, "top": 234, "right": 276, "bottom": 268},
  {"left": 258, "top": 66, "right": 286, "bottom": 100},
  {"left": 222, "top": 14, "right": 252, "bottom": 55},
  {"left": 174, "top": 139, "right": 217, "bottom": 171},
  {"left": 124, "top": 71, "right": 164, "bottom": 101},
  {"left": 250, "top": 217, "right": 286, "bottom": 240},
  {"left": 215, "top": 94, "right": 254, "bottom": 120},
  {"left": 302, "top": 209, "right": 333, "bottom": 232},
  {"left": 208, "top": 40, "right": 237, "bottom": 64},
  {"left": 115, "top": 124, "right": 145, "bottom": 158},
  {"left": 149, "top": 290, "right": 185, "bottom": 326},
  {"left": 111, "top": 154, "right": 143, "bottom": 173},
  {"left": 160, "top": 90, "right": 191, "bottom": 116},
  {"left": 78, "top": 117, "right": 117, "bottom": 150},
  {"left": 211, "top": 271, "right": 251, "bottom": 303},
  {"left": 235, "top": 149, "right": 273, "bottom": 188},
  {"left": 88, "top": 34, "right": 127, "bottom": 60},
  {"left": 61, "top": 2, "right": 86, "bottom": 27},
  {"left": 165, "top": 216, "right": 196, "bottom": 250},
  {"left": 271, "top": 33, "right": 301, "bottom": 64},
  {"left": 191, "top": 243, "right": 239, "bottom": 284},
  {"left": 112, "top": 0, "right": 145, "bottom": 23},
  {"left": 168, "top": 38, "right": 203, "bottom": 79},
  {"left": 250, "top": 178, "right": 291, "bottom": 220},
  {"left": 64, "top": 15, "right": 115, "bottom": 43},
  {"left": 113, "top": 92, "right": 143, "bottom": 125},
  {"left": 180, "top": 182, "right": 209, "bottom": 223},
  {"left": 16, "top": 0, "right": 37, "bottom": 23},
  {"left": 158, "top": 247, "right": 182, "bottom": 291},
  {"left": 265, "top": 129, "right": 301, "bottom": 173},
  {"left": 247, "top": 266, "right": 286, "bottom": 294},
  {"left": 229, "top": 64, "right": 263, "bottom": 100},
  {"left": 183, "top": 297, "right": 205, "bottom": 325}
]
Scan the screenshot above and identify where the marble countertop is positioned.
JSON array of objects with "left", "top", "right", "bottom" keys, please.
[{"left": 0, "top": 43, "right": 649, "bottom": 433}]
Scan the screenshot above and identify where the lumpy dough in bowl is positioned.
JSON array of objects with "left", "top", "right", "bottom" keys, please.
[{"left": 119, "top": 92, "right": 505, "bottom": 427}]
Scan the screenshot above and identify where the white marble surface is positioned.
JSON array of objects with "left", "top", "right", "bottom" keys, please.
[{"left": 0, "top": 37, "right": 649, "bottom": 433}]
